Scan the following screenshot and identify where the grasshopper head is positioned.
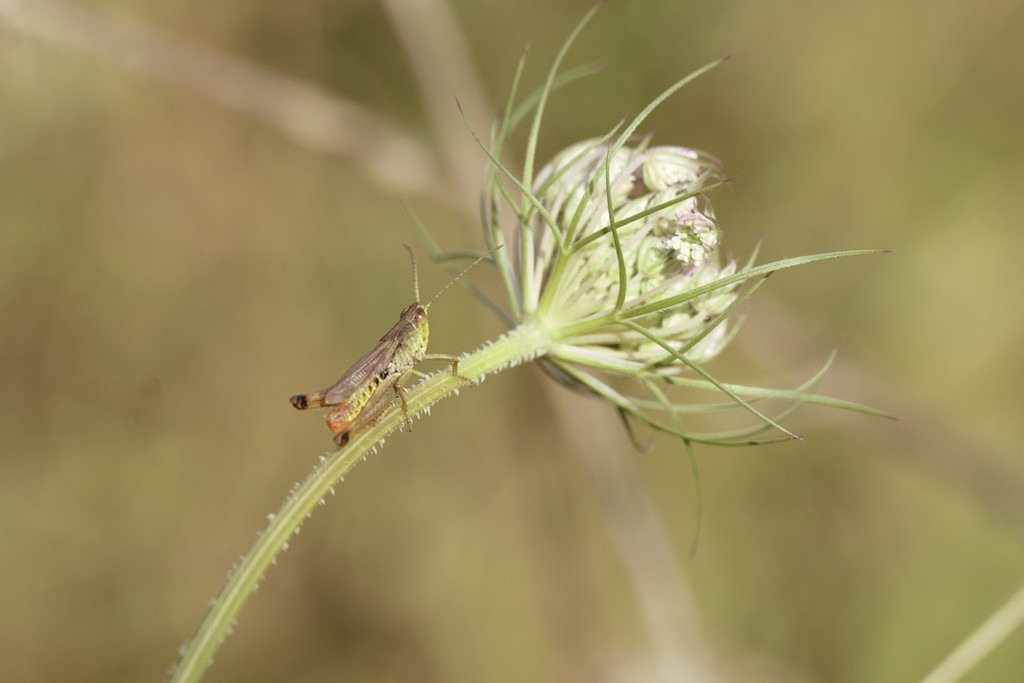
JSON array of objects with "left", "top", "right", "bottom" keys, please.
[
  {"left": 399, "top": 302, "right": 429, "bottom": 350},
  {"left": 402, "top": 302, "right": 427, "bottom": 321}
]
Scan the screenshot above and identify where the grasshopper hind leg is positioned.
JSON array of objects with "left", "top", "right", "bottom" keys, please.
[
  {"left": 327, "top": 374, "right": 411, "bottom": 446},
  {"left": 330, "top": 411, "right": 359, "bottom": 446}
]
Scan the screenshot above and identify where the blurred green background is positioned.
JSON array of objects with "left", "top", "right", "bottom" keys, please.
[{"left": 2, "top": 1, "right": 1023, "bottom": 681}]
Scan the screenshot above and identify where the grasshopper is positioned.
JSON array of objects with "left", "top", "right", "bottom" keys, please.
[{"left": 290, "top": 245, "right": 496, "bottom": 447}]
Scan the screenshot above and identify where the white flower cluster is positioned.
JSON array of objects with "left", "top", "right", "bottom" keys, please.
[{"left": 525, "top": 139, "right": 738, "bottom": 371}]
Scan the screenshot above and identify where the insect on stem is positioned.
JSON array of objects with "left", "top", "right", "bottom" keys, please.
[{"left": 289, "top": 245, "right": 501, "bottom": 446}]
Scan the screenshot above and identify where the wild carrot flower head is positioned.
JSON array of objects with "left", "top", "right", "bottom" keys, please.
[
  {"left": 527, "top": 139, "right": 738, "bottom": 370},
  {"left": 462, "top": 8, "right": 882, "bottom": 449}
]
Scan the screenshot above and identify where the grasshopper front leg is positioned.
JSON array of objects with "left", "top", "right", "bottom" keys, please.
[{"left": 421, "top": 353, "right": 473, "bottom": 385}]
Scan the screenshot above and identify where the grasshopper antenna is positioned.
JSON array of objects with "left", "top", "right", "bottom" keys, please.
[
  {"left": 423, "top": 245, "right": 503, "bottom": 310},
  {"left": 403, "top": 243, "right": 421, "bottom": 303}
]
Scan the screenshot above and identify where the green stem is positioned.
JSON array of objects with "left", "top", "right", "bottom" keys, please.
[
  {"left": 167, "top": 323, "right": 551, "bottom": 683},
  {"left": 921, "top": 582, "right": 1024, "bottom": 683}
]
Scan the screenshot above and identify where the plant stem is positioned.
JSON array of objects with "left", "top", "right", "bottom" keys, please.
[
  {"left": 168, "top": 322, "right": 550, "bottom": 683},
  {"left": 921, "top": 582, "right": 1024, "bottom": 683}
]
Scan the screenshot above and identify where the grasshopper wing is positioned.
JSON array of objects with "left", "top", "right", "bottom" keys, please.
[
  {"left": 321, "top": 335, "right": 401, "bottom": 406},
  {"left": 289, "top": 336, "right": 400, "bottom": 411}
]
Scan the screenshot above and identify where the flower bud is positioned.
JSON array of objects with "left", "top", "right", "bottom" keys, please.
[{"left": 524, "top": 139, "right": 737, "bottom": 375}]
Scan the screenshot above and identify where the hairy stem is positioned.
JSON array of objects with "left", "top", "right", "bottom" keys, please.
[{"left": 168, "top": 322, "right": 550, "bottom": 683}]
